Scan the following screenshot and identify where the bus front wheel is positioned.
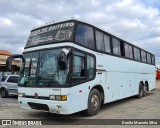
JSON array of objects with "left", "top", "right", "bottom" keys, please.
[{"left": 85, "top": 89, "right": 101, "bottom": 116}]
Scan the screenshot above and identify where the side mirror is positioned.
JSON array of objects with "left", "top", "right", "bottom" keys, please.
[
  {"left": 58, "top": 48, "right": 70, "bottom": 70},
  {"left": 6, "top": 54, "right": 25, "bottom": 71}
]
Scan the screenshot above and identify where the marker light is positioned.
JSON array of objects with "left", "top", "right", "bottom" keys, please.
[{"left": 61, "top": 95, "right": 67, "bottom": 101}]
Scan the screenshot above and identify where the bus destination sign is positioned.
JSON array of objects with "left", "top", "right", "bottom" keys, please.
[{"left": 25, "top": 21, "right": 75, "bottom": 48}]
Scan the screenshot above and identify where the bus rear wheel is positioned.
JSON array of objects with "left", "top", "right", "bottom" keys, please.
[
  {"left": 137, "top": 83, "right": 144, "bottom": 98},
  {"left": 85, "top": 89, "right": 101, "bottom": 116},
  {"left": 143, "top": 84, "right": 147, "bottom": 97}
]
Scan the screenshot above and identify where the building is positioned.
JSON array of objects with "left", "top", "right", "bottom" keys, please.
[{"left": 0, "top": 50, "right": 20, "bottom": 80}]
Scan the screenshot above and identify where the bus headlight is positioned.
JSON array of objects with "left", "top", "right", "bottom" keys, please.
[
  {"left": 18, "top": 93, "right": 25, "bottom": 97},
  {"left": 49, "top": 95, "right": 56, "bottom": 100},
  {"left": 49, "top": 95, "right": 67, "bottom": 101}
]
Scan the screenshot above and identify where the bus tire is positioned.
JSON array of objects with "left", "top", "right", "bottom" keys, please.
[
  {"left": 137, "top": 83, "right": 143, "bottom": 98},
  {"left": 143, "top": 84, "right": 147, "bottom": 97},
  {"left": 85, "top": 89, "right": 101, "bottom": 116},
  {"left": 0, "top": 88, "right": 8, "bottom": 98}
]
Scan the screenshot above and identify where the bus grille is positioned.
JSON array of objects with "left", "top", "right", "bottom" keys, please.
[{"left": 28, "top": 102, "right": 49, "bottom": 111}]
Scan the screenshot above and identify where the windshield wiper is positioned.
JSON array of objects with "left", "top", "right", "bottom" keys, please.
[{"left": 47, "top": 69, "right": 58, "bottom": 86}]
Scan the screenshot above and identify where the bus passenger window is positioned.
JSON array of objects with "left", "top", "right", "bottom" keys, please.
[
  {"left": 133, "top": 47, "right": 141, "bottom": 61},
  {"left": 125, "top": 43, "right": 133, "bottom": 59},
  {"left": 151, "top": 55, "right": 155, "bottom": 65},
  {"left": 104, "top": 34, "right": 111, "bottom": 53},
  {"left": 141, "top": 50, "right": 147, "bottom": 63},
  {"left": 96, "top": 31, "right": 104, "bottom": 51},
  {"left": 75, "top": 24, "right": 95, "bottom": 49},
  {"left": 120, "top": 42, "right": 125, "bottom": 57},
  {"left": 112, "top": 37, "right": 121, "bottom": 56},
  {"left": 147, "top": 53, "right": 151, "bottom": 64}
]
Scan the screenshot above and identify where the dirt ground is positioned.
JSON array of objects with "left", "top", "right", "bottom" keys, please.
[{"left": 0, "top": 80, "right": 160, "bottom": 128}]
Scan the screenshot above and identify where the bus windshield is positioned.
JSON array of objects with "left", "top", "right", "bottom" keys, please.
[{"left": 19, "top": 48, "right": 70, "bottom": 87}]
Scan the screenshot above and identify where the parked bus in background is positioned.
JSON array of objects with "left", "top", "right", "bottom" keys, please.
[{"left": 6, "top": 19, "right": 156, "bottom": 116}]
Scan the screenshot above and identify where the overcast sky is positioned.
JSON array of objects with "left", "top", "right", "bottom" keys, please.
[{"left": 0, "top": 0, "right": 160, "bottom": 57}]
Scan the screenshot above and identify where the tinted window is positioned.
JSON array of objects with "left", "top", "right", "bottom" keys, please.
[
  {"left": 1, "top": 76, "right": 7, "bottom": 82},
  {"left": 96, "top": 31, "right": 104, "bottom": 51},
  {"left": 133, "top": 47, "right": 141, "bottom": 61},
  {"left": 151, "top": 55, "right": 155, "bottom": 65},
  {"left": 87, "top": 55, "right": 95, "bottom": 79},
  {"left": 75, "top": 24, "right": 95, "bottom": 49},
  {"left": 125, "top": 43, "right": 133, "bottom": 59},
  {"left": 72, "top": 52, "right": 86, "bottom": 83},
  {"left": 147, "top": 53, "right": 151, "bottom": 64},
  {"left": 112, "top": 38, "right": 121, "bottom": 56},
  {"left": 141, "top": 50, "right": 147, "bottom": 62},
  {"left": 72, "top": 51, "right": 95, "bottom": 83},
  {"left": 19, "top": 51, "right": 39, "bottom": 86},
  {"left": 7, "top": 76, "right": 18, "bottom": 83},
  {"left": 104, "top": 34, "right": 111, "bottom": 53},
  {"left": 14, "top": 77, "right": 18, "bottom": 83},
  {"left": 26, "top": 21, "right": 75, "bottom": 48}
]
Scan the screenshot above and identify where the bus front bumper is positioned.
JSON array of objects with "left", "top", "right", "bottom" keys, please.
[{"left": 18, "top": 97, "right": 71, "bottom": 115}]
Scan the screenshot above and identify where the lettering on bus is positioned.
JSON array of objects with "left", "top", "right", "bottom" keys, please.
[
  {"left": 30, "top": 22, "right": 74, "bottom": 36},
  {"left": 25, "top": 22, "right": 75, "bottom": 48}
]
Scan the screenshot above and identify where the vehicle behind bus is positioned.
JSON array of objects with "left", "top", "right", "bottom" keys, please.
[{"left": 156, "top": 67, "right": 160, "bottom": 79}]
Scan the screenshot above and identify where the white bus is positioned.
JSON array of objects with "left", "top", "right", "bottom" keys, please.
[{"left": 6, "top": 19, "right": 156, "bottom": 116}]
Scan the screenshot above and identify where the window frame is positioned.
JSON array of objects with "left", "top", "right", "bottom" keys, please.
[
  {"left": 25, "top": 20, "right": 76, "bottom": 49},
  {"left": 147, "top": 53, "right": 151, "bottom": 64},
  {"left": 95, "top": 30, "right": 105, "bottom": 52},
  {"left": 72, "top": 52, "right": 86, "bottom": 83},
  {"left": 95, "top": 29, "right": 112, "bottom": 54},
  {"left": 124, "top": 43, "right": 133, "bottom": 59},
  {"left": 7, "top": 76, "right": 18, "bottom": 83},
  {"left": 21, "top": 46, "right": 73, "bottom": 88},
  {"left": 133, "top": 47, "right": 141, "bottom": 62},
  {"left": 75, "top": 23, "right": 95, "bottom": 50},
  {"left": 141, "top": 50, "right": 147, "bottom": 63},
  {"left": 151, "top": 55, "right": 155, "bottom": 65},
  {"left": 73, "top": 21, "right": 155, "bottom": 66},
  {"left": 112, "top": 37, "right": 121, "bottom": 56},
  {"left": 71, "top": 48, "right": 96, "bottom": 86},
  {"left": 103, "top": 34, "right": 111, "bottom": 53}
]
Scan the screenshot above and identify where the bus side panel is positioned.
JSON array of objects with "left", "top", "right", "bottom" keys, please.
[
  {"left": 119, "top": 73, "right": 139, "bottom": 99},
  {"left": 105, "top": 72, "right": 140, "bottom": 103},
  {"left": 119, "top": 73, "right": 129, "bottom": 99},
  {"left": 148, "top": 73, "right": 156, "bottom": 91},
  {"left": 105, "top": 72, "right": 119, "bottom": 103}
]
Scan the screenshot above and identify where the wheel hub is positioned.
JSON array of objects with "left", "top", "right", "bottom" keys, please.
[
  {"left": 1, "top": 90, "right": 5, "bottom": 97},
  {"left": 91, "top": 95, "right": 99, "bottom": 110}
]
